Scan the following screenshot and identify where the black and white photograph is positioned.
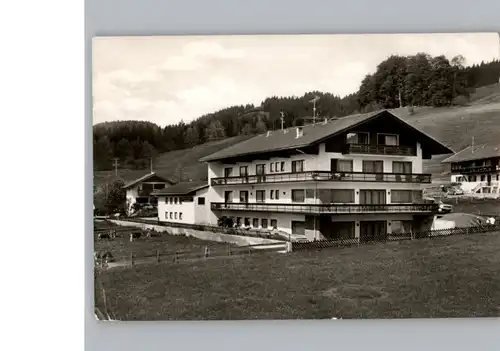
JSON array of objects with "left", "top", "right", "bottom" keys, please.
[{"left": 92, "top": 33, "right": 500, "bottom": 321}]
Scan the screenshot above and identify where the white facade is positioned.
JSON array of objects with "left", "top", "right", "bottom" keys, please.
[
  {"left": 451, "top": 174, "right": 500, "bottom": 195},
  {"left": 157, "top": 187, "right": 210, "bottom": 225},
  {"left": 204, "top": 140, "right": 435, "bottom": 241}
]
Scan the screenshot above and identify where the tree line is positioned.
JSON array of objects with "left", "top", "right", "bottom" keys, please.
[{"left": 93, "top": 55, "right": 500, "bottom": 171}]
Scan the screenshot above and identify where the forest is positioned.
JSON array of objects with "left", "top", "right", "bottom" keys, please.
[{"left": 93, "top": 54, "right": 500, "bottom": 171}]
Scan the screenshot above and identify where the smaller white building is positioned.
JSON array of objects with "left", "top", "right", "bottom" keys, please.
[
  {"left": 123, "top": 172, "right": 175, "bottom": 215},
  {"left": 153, "top": 180, "right": 209, "bottom": 225},
  {"left": 442, "top": 141, "right": 500, "bottom": 196}
]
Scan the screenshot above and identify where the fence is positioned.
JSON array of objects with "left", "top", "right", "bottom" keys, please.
[
  {"left": 109, "top": 217, "right": 288, "bottom": 241},
  {"left": 95, "top": 241, "right": 287, "bottom": 269},
  {"left": 292, "top": 223, "right": 500, "bottom": 251}
]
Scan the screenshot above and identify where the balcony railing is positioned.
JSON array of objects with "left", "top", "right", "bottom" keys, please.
[
  {"left": 344, "top": 143, "right": 416, "bottom": 156},
  {"left": 451, "top": 165, "right": 500, "bottom": 174},
  {"left": 211, "top": 171, "right": 431, "bottom": 186},
  {"left": 211, "top": 202, "right": 438, "bottom": 214}
]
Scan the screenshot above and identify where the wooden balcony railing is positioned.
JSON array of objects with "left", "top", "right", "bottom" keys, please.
[
  {"left": 211, "top": 171, "right": 431, "bottom": 186},
  {"left": 451, "top": 165, "right": 500, "bottom": 174},
  {"left": 211, "top": 202, "right": 438, "bottom": 214},
  {"left": 344, "top": 143, "right": 416, "bottom": 156}
]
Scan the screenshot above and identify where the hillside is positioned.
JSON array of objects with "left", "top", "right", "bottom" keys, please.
[
  {"left": 94, "top": 83, "right": 500, "bottom": 187},
  {"left": 93, "top": 135, "right": 253, "bottom": 187}
]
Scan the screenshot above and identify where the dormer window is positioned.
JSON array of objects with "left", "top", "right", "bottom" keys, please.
[{"left": 346, "top": 132, "right": 369, "bottom": 144}]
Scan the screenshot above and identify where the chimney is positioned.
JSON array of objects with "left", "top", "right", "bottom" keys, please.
[{"left": 295, "top": 127, "right": 303, "bottom": 139}]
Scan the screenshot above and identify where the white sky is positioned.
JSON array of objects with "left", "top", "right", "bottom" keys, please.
[{"left": 92, "top": 33, "right": 499, "bottom": 127}]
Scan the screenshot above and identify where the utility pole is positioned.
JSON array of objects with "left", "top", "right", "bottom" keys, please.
[
  {"left": 150, "top": 157, "right": 154, "bottom": 173},
  {"left": 280, "top": 111, "right": 285, "bottom": 131},
  {"left": 309, "top": 95, "right": 320, "bottom": 126},
  {"left": 112, "top": 158, "right": 119, "bottom": 178}
]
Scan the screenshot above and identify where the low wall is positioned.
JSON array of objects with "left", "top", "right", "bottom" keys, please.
[{"left": 108, "top": 219, "right": 284, "bottom": 247}]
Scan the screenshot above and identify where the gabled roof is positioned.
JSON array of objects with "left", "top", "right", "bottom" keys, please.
[
  {"left": 151, "top": 180, "right": 208, "bottom": 196},
  {"left": 199, "top": 109, "right": 454, "bottom": 162},
  {"left": 122, "top": 172, "right": 174, "bottom": 189},
  {"left": 441, "top": 141, "right": 500, "bottom": 163}
]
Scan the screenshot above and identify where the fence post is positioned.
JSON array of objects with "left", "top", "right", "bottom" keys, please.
[
  {"left": 204, "top": 246, "right": 209, "bottom": 258},
  {"left": 130, "top": 252, "right": 134, "bottom": 266},
  {"left": 156, "top": 249, "right": 160, "bottom": 264},
  {"left": 227, "top": 244, "right": 231, "bottom": 256},
  {"left": 173, "top": 251, "right": 178, "bottom": 263}
]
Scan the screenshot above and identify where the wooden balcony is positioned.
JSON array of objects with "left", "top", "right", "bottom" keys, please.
[
  {"left": 450, "top": 164, "right": 500, "bottom": 174},
  {"left": 344, "top": 143, "right": 416, "bottom": 156},
  {"left": 211, "top": 202, "right": 438, "bottom": 214},
  {"left": 211, "top": 171, "right": 431, "bottom": 186}
]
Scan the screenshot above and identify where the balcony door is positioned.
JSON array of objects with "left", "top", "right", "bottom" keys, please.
[
  {"left": 239, "top": 191, "right": 249, "bottom": 205},
  {"left": 359, "top": 190, "right": 386, "bottom": 205},
  {"left": 224, "top": 191, "right": 233, "bottom": 206},
  {"left": 360, "top": 221, "right": 387, "bottom": 242},
  {"left": 256, "top": 164, "right": 266, "bottom": 183},
  {"left": 362, "top": 160, "right": 384, "bottom": 181}
]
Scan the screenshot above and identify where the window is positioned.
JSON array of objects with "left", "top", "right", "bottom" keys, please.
[
  {"left": 224, "top": 191, "right": 233, "bottom": 203},
  {"left": 331, "top": 159, "right": 353, "bottom": 172},
  {"left": 179, "top": 213, "right": 183, "bottom": 220},
  {"left": 256, "top": 164, "right": 265, "bottom": 175},
  {"left": 359, "top": 190, "right": 387, "bottom": 205},
  {"left": 198, "top": 197, "right": 205, "bottom": 205},
  {"left": 497, "top": 175, "right": 499, "bottom": 181},
  {"left": 305, "top": 189, "right": 315, "bottom": 199},
  {"left": 244, "top": 218, "right": 250, "bottom": 227},
  {"left": 275, "top": 162, "right": 279, "bottom": 172},
  {"left": 280, "top": 161, "right": 285, "bottom": 172},
  {"left": 390, "top": 190, "right": 422, "bottom": 203},
  {"left": 378, "top": 133, "right": 399, "bottom": 146},
  {"left": 362, "top": 160, "right": 384, "bottom": 173},
  {"left": 174, "top": 212, "right": 177, "bottom": 219},
  {"left": 292, "top": 189, "right": 305, "bottom": 202},
  {"left": 239, "top": 191, "right": 249, "bottom": 203},
  {"left": 270, "top": 163, "right": 274, "bottom": 172},
  {"left": 291, "top": 221, "right": 306, "bottom": 235},
  {"left": 271, "top": 219, "right": 278, "bottom": 229},
  {"left": 256, "top": 190, "right": 265, "bottom": 203},
  {"left": 292, "top": 160, "right": 304, "bottom": 173},
  {"left": 224, "top": 167, "right": 233, "bottom": 177},
  {"left": 346, "top": 132, "right": 369, "bottom": 144},
  {"left": 236, "top": 217, "right": 242, "bottom": 226},
  {"left": 164, "top": 211, "right": 168, "bottom": 219},
  {"left": 318, "top": 189, "right": 354, "bottom": 203},
  {"left": 252, "top": 218, "right": 259, "bottom": 228},
  {"left": 391, "top": 220, "right": 413, "bottom": 235},
  {"left": 323, "top": 222, "right": 355, "bottom": 239},
  {"left": 239, "top": 166, "right": 248, "bottom": 176},
  {"left": 275, "top": 189, "right": 280, "bottom": 200},
  {"left": 270, "top": 190, "right": 274, "bottom": 199},
  {"left": 169, "top": 212, "right": 173, "bottom": 219},
  {"left": 165, "top": 197, "right": 168, "bottom": 204},
  {"left": 170, "top": 197, "right": 173, "bottom": 204},
  {"left": 261, "top": 218, "right": 268, "bottom": 229},
  {"left": 174, "top": 197, "right": 178, "bottom": 204},
  {"left": 179, "top": 197, "right": 183, "bottom": 205},
  {"left": 393, "top": 161, "right": 412, "bottom": 174},
  {"left": 481, "top": 175, "right": 486, "bottom": 181}
]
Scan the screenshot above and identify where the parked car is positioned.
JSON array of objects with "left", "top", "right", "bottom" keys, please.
[
  {"left": 424, "top": 197, "right": 453, "bottom": 213},
  {"left": 447, "top": 188, "right": 464, "bottom": 196}
]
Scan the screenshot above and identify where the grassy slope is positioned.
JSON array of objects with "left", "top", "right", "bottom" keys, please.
[
  {"left": 96, "top": 231, "right": 500, "bottom": 320},
  {"left": 94, "top": 84, "right": 500, "bottom": 186},
  {"left": 94, "top": 135, "right": 253, "bottom": 187}
]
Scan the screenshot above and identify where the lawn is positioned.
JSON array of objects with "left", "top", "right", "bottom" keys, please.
[
  {"left": 93, "top": 221, "right": 231, "bottom": 261},
  {"left": 95, "top": 231, "right": 500, "bottom": 320},
  {"left": 442, "top": 198, "right": 500, "bottom": 216}
]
